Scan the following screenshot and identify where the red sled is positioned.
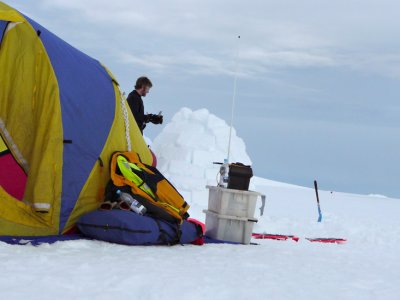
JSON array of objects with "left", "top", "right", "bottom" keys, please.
[
  {"left": 252, "top": 233, "right": 299, "bottom": 242},
  {"left": 306, "top": 238, "right": 347, "bottom": 244}
]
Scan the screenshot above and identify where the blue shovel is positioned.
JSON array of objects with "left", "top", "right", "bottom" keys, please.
[{"left": 314, "top": 180, "right": 322, "bottom": 222}]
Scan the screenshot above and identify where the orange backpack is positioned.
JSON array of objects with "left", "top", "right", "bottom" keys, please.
[{"left": 108, "top": 151, "right": 190, "bottom": 224}]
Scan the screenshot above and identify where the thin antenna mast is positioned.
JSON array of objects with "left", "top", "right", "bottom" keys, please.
[{"left": 227, "top": 35, "right": 241, "bottom": 163}]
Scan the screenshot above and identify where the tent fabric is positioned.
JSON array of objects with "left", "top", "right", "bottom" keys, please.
[
  {"left": 0, "top": 136, "right": 27, "bottom": 200},
  {"left": 0, "top": 3, "right": 24, "bottom": 22},
  {"left": 0, "top": 234, "right": 88, "bottom": 246},
  {"left": 0, "top": 2, "right": 153, "bottom": 237},
  {"left": 0, "top": 8, "right": 62, "bottom": 235},
  {"left": 0, "top": 154, "right": 26, "bottom": 199},
  {"left": 0, "top": 20, "right": 7, "bottom": 45},
  {"left": 24, "top": 16, "right": 116, "bottom": 231}
]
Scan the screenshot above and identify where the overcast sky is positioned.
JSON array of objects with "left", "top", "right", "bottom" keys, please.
[{"left": 7, "top": 0, "right": 400, "bottom": 198}]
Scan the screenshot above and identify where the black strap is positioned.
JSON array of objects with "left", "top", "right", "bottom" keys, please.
[
  {"left": 131, "top": 165, "right": 160, "bottom": 194},
  {"left": 154, "top": 219, "right": 182, "bottom": 246},
  {"left": 77, "top": 222, "right": 151, "bottom": 234},
  {"left": 176, "top": 224, "right": 182, "bottom": 245},
  {"left": 154, "top": 219, "right": 170, "bottom": 245}
]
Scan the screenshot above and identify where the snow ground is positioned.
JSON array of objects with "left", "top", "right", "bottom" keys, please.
[{"left": 1, "top": 108, "right": 399, "bottom": 300}]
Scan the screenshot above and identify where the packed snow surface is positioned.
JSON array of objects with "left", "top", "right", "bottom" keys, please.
[{"left": 1, "top": 108, "right": 399, "bottom": 300}]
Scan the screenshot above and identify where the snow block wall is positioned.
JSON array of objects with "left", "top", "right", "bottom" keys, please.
[{"left": 152, "top": 107, "right": 252, "bottom": 219}]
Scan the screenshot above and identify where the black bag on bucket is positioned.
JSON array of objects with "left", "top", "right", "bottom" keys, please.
[{"left": 228, "top": 163, "right": 253, "bottom": 191}]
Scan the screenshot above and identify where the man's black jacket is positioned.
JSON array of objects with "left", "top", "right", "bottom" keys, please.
[{"left": 126, "top": 90, "right": 145, "bottom": 133}]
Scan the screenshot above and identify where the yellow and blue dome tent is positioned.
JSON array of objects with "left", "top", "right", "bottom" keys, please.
[{"left": 0, "top": 2, "right": 153, "bottom": 236}]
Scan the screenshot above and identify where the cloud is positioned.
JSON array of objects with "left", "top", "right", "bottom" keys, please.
[
  {"left": 115, "top": 50, "right": 242, "bottom": 77},
  {"left": 10, "top": 0, "right": 400, "bottom": 79},
  {"left": 341, "top": 53, "right": 400, "bottom": 80},
  {"left": 117, "top": 52, "right": 171, "bottom": 71},
  {"left": 240, "top": 48, "right": 336, "bottom": 68}
]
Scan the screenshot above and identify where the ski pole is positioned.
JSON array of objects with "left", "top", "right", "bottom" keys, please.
[{"left": 314, "top": 180, "right": 322, "bottom": 222}]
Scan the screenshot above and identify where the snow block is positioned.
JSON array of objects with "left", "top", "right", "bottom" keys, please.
[
  {"left": 191, "top": 189, "right": 209, "bottom": 205},
  {"left": 157, "top": 145, "right": 192, "bottom": 164},
  {"left": 77, "top": 210, "right": 201, "bottom": 246},
  {"left": 167, "top": 160, "right": 203, "bottom": 178}
]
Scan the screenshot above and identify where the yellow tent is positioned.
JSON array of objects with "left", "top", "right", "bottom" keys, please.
[{"left": 0, "top": 2, "right": 153, "bottom": 236}]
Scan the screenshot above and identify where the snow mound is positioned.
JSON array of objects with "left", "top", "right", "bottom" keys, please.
[
  {"left": 152, "top": 107, "right": 251, "bottom": 218},
  {"left": 367, "top": 194, "right": 388, "bottom": 198}
]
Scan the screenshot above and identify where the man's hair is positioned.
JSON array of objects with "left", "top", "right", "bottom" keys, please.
[{"left": 135, "top": 76, "right": 153, "bottom": 89}]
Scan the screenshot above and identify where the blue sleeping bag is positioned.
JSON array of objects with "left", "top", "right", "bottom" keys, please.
[{"left": 77, "top": 210, "right": 201, "bottom": 245}]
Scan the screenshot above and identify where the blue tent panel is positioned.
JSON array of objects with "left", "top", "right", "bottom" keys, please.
[
  {"left": 24, "top": 16, "right": 116, "bottom": 232},
  {"left": 0, "top": 234, "right": 88, "bottom": 246},
  {"left": 0, "top": 20, "right": 8, "bottom": 46}
]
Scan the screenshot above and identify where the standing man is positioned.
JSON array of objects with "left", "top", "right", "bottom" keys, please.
[{"left": 126, "top": 76, "right": 163, "bottom": 134}]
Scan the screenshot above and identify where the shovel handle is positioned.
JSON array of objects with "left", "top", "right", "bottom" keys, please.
[{"left": 314, "top": 180, "right": 320, "bottom": 204}]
